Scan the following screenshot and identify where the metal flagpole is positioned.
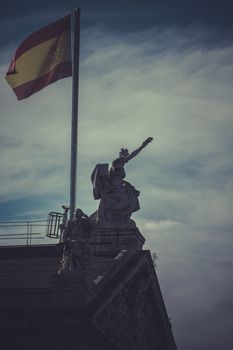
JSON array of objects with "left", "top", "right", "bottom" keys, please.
[{"left": 70, "top": 8, "right": 80, "bottom": 218}]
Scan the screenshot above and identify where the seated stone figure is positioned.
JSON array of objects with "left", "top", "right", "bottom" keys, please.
[
  {"left": 91, "top": 137, "right": 153, "bottom": 228},
  {"left": 58, "top": 209, "right": 92, "bottom": 273}
]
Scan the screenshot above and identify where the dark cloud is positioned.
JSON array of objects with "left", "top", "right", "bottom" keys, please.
[
  {"left": 1, "top": 1, "right": 233, "bottom": 48},
  {"left": 1, "top": 0, "right": 233, "bottom": 26}
]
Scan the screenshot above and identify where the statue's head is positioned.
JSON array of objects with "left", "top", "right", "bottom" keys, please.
[
  {"left": 74, "top": 208, "right": 84, "bottom": 219},
  {"left": 119, "top": 148, "right": 129, "bottom": 157}
]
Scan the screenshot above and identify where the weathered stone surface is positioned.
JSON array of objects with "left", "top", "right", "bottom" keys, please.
[
  {"left": 0, "top": 244, "right": 176, "bottom": 350},
  {"left": 89, "top": 227, "right": 145, "bottom": 255},
  {"left": 51, "top": 270, "right": 96, "bottom": 307},
  {"left": 92, "top": 250, "right": 177, "bottom": 350},
  {"left": 0, "top": 245, "right": 60, "bottom": 289}
]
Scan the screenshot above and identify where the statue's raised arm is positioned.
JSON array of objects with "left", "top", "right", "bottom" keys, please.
[
  {"left": 124, "top": 137, "right": 153, "bottom": 163},
  {"left": 91, "top": 137, "right": 153, "bottom": 228}
]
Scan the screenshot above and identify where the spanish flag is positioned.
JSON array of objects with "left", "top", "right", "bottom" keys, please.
[{"left": 5, "top": 15, "right": 72, "bottom": 100}]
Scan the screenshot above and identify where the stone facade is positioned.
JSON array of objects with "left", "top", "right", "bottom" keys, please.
[{"left": 0, "top": 229, "right": 177, "bottom": 350}]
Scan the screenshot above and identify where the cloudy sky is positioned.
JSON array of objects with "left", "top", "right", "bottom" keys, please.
[{"left": 0, "top": 1, "right": 233, "bottom": 349}]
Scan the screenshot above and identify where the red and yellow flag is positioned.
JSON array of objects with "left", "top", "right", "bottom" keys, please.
[{"left": 5, "top": 15, "right": 72, "bottom": 100}]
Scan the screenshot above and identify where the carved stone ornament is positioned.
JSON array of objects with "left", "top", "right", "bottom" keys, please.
[{"left": 92, "top": 265, "right": 165, "bottom": 350}]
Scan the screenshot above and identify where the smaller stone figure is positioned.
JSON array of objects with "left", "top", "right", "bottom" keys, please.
[
  {"left": 59, "top": 205, "right": 70, "bottom": 239},
  {"left": 58, "top": 209, "right": 92, "bottom": 273}
]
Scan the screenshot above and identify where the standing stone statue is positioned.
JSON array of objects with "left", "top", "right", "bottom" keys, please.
[
  {"left": 58, "top": 209, "right": 92, "bottom": 273},
  {"left": 59, "top": 205, "right": 70, "bottom": 238},
  {"left": 91, "top": 137, "right": 153, "bottom": 227}
]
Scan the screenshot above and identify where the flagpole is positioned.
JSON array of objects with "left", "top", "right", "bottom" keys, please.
[{"left": 70, "top": 8, "right": 80, "bottom": 218}]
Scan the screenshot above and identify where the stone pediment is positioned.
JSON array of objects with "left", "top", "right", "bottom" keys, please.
[{"left": 91, "top": 250, "right": 177, "bottom": 350}]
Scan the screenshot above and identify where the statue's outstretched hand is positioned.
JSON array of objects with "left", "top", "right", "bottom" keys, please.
[{"left": 142, "top": 137, "right": 153, "bottom": 147}]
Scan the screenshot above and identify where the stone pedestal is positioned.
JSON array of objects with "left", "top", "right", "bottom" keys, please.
[{"left": 89, "top": 227, "right": 145, "bottom": 256}]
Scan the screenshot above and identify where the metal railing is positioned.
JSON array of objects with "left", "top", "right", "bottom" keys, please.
[{"left": 0, "top": 218, "right": 60, "bottom": 246}]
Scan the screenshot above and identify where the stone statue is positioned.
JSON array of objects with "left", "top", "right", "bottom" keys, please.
[
  {"left": 59, "top": 205, "right": 70, "bottom": 239},
  {"left": 58, "top": 208, "right": 92, "bottom": 273},
  {"left": 91, "top": 137, "right": 153, "bottom": 227}
]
